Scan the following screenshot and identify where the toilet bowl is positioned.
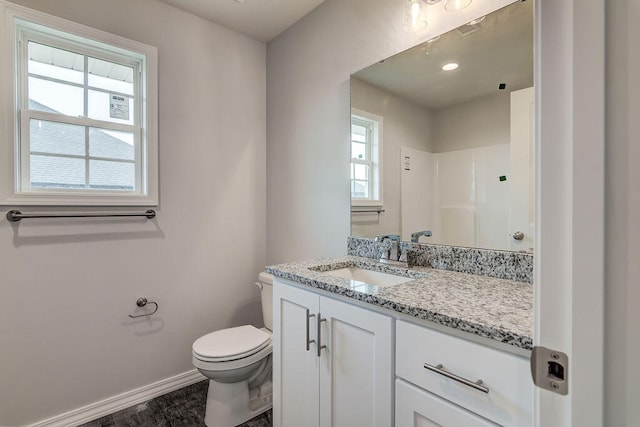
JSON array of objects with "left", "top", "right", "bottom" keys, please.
[{"left": 192, "top": 272, "right": 274, "bottom": 427}]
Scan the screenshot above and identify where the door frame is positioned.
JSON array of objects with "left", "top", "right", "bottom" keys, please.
[{"left": 535, "top": 0, "right": 605, "bottom": 425}]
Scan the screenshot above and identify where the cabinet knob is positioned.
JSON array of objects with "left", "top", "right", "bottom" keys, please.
[{"left": 512, "top": 231, "right": 525, "bottom": 240}]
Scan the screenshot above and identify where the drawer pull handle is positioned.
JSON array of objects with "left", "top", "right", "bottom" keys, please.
[
  {"left": 423, "top": 363, "right": 490, "bottom": 394},
  {"left": 306, "top": 309, "right": 316, "bottom": 351}
]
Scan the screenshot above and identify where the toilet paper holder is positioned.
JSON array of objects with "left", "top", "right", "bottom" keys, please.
[{"left": 128, "top": 297, "right": 159, "bottom": 318}]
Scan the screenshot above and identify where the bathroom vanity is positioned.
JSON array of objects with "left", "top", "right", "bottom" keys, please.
[{"left": 267, "top": 246, "right": 533, "bottom": 426}]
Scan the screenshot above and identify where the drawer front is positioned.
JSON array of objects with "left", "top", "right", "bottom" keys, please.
[
  {"left": 396, "top": 379, "right": 498, "bottom": 427},
  {"left": 396, "top": 321, "right": 533, "bottom": 426}
]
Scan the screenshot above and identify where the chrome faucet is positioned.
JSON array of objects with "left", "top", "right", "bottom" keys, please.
[
  {"left": 375, "top": 234, "right": 401, "bottom": 261},
  {"left": 410, "top": 230, "right": 432, "bottom": 243}
]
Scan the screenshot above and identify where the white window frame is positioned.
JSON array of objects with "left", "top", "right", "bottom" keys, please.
[
  {"left": 0, "top": 0, "right": 158, "bottom": 206},
  {"left": 350, "top": 108, "right": 383, "bottom": 207}
]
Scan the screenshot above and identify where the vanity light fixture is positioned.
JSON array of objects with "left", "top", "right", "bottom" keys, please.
[
  {"left": 405, "top": 0, "right": 472, "bottom": 32},
  {"left": 444, "top": 0, "right": 472, "bottom": 11},
  {"left": 442, "top": 62, "right": 459, "bottom": 71},
  {"left": 404, "top": 0, "right": 428, "bottom": 31}
]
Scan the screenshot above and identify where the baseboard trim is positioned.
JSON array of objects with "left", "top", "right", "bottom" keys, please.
[{"left": 27, "top": 369, "right": 205, "bottom": 427}]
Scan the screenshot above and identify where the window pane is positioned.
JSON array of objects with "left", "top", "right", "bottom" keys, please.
[
  {"left": 88, "top": 57, "right": 134, "bottom": 95},
  {"left": 29, "top": 77, "right": 83, "bottom": 117},
  {"left": 31, "top": 155, "right": 85, "bottom": 189},
  {"left": 88, "top": 90, "right": 134, "bottom": 125},
  {"left": 89, "top": 160, "right": 135, "bottom": 191},
  {"left": 89, "top": 128, "right": 134, "bottom": 160},
  {"left": 351, "top": 123, "right": 367, "bottom": 142},
  {"left": 30, "top": 119, "right": 85, "bottom": 156},
  {"left": 28, "top": 42, "right": 84, "bottom": 84},
  {"left": 351, "top": 142, "right": 367, "bottom": 160},
  {"left": 352, "top": 180, "right": 369, "bottom": 198},
  {"left": 354, "top": 163, "right": 369, "bottom": 180}
]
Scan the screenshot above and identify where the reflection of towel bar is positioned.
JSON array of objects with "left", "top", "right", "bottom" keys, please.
[{"left": 351, "top": 207, "right": 385, "bottom": 214}]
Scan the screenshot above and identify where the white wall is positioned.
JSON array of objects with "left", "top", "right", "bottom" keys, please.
[
  {"left": 605, "top": 0, "right": 640, "bottom": 424},
  {"left": 266, "top": 0, "right": 515, "bottom": 264},
  {"left": 0, "top": 1, "right": 266, "bottom": 425},
  {"left": 350, "top": 78, "right": 433, "bottom": 238},
  {"left": 435, "top": 144, "right": 510, "bottom": 249},
  {"left": 432, "top": 92, "right": 511, "bottom": 153}
]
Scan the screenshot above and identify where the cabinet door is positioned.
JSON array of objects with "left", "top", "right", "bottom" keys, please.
[
  {"left": 396, "top": 379, "right": 498, "bottom": 427},
  {"left": 318, "top": 296, "right": 393, "bottom": 427},
  {"left": 273, "top": 281, "right": 320, "bottom": 427}
]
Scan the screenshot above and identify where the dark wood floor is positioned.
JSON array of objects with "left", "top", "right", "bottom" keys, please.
[{"left": 79, "top": 380, "right": 272, "bottom": 427}]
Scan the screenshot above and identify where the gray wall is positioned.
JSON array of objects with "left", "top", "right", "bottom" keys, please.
[
  {"left": 266, "top": 0, "right": 507, "bottom": 264},
  {"left": 605, "top": 0, "right": 640, "bottom": 424},
  {"left": 0, "top": 1, "right": 266, "bottom": 425}
]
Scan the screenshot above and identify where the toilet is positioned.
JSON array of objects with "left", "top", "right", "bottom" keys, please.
[{"left": 192, "top": 272, "right": 274, "bottom": 427}]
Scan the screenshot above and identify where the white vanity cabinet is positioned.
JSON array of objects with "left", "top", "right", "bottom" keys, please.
[
  {"left": 272, "top": 279, "right": 393, "bottom": 427},
  {"left": 395, "top": 320, "right": 533, "bottom": 426}
]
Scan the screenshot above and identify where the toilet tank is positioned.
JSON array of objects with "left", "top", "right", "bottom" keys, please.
[{"left": 256, "top": 272, "right": 274, "bottom": 330}]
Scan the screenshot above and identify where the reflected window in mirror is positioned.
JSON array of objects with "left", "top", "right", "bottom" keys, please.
[{"left": 350, "top": 108, "right": 383, "bottom": 207}]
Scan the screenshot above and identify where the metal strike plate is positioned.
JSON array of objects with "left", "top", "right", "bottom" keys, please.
[{"left": 530, "top": 346, "right": 568, "bottom": 395}]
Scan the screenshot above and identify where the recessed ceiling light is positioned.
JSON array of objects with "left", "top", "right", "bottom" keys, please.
[{"left": 442, "top": 62, "right": 459, "bottom": 71}]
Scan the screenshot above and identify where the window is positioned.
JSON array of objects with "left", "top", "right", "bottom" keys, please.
[
  {"left": 350, "top": 109, "right": 382, "bottom": 206},
  {"left": 0, "top": 2, "right": 158, "bottom": 205}
]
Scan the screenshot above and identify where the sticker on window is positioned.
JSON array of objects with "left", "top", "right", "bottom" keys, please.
[{"left": 109, "top": 94, "right": 129, "bottom": 120}]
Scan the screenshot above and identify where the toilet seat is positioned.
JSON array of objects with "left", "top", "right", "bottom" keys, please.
[
  {"left": 193, "top": 325, "right": 271, "bottom": 360},
  {"left": 193, "top": 325, "right": 272, "bottom": 372},
  {"left": 195, "top": 339, "right": 271, "bottom": 362}
]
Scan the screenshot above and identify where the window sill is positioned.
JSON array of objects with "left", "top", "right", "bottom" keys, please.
[{"left": 0, "top": 191, "right": 158, "bottom": 207}]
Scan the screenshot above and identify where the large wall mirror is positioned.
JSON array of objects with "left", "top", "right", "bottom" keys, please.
[{"left": 350, "top": 0, "right": 533, "bottom": 252}]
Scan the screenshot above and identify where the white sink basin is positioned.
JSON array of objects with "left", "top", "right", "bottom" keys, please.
[{"left": 324, "top": 267, "right": 413, "bottom": 287}]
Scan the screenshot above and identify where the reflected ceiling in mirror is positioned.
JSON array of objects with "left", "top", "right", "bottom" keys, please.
[{"left": 350, "top": 0, "right": 534, "bottom": 252}]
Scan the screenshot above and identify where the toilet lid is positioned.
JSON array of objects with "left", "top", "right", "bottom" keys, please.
[{"left": 193, "top": 325, "right": 271, "bottom": 360}]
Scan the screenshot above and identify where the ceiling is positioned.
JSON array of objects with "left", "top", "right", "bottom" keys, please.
[
  {"left": 156, "top": 0, "right": 326, "bottom": 42},
  {"left": 352, "top": 1, "right": 533, "bottom": 110}
]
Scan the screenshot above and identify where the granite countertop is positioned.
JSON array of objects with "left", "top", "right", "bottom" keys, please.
[{"left": 265, "top": 255, "right": 533, "bottom": 350}]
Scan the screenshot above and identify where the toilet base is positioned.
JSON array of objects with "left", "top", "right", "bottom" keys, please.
[{"left": 204, "top": 379, "right": 272, "bottom": 427}]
